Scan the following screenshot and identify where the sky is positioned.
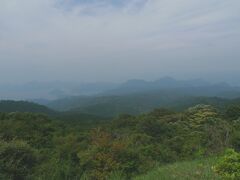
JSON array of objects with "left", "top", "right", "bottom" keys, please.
[{"left": 0, "top": 0, "right": 240, "bottom": 84}]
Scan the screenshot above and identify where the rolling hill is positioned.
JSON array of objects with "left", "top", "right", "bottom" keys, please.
[
  {"left": 45, "top": 78, "right": 240, "bottom": 117},
  {"left": 0, "top": 100, "right": 56, "bottom": 114},
  {"left": 47, "top": 93, "right": 238, "bottom": 117}
]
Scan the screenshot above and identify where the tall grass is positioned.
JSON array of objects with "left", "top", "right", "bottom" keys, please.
[{"left": 134, "top": 157, "right": 221, "bottom": 180}]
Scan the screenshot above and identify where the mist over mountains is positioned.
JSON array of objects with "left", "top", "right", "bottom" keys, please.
[
  {"left": 0, "top": 77, "right": 239, "bottom": 101},
  {"left": 0, "top": 81, "right": 118, "bottom": 100},
  {"left": 104, "top": 77, "right": 231, "bottom": 95},
  {"left": 0, "top": 76, "right": 235, "bottom": 118},
  {"left": 41, "top": 76, "right": 240, "bottom": 117}
]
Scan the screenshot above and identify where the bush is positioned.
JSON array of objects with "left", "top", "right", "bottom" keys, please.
[
  {"left": 214, "top": 149, "right": 240, "bottom": 179},
  {"left": 78, "top": 128, "right": 144, "bottom": 179},
  {"left": 0, "top": 140, "right": 38, "bottom": 180}
]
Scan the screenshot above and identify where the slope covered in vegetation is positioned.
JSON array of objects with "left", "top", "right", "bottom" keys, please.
[
  {"left": 0, "top": 100, "right": 55, "bottom": 115},
  {"left": 47, "top": 92, "right": 238, "bottom": 117},
  {"left": 0, "top": 102, "right": 240, "bottom": 179},
  {"left": 134, "top": 157, "right": 221, "bottom": 180}
]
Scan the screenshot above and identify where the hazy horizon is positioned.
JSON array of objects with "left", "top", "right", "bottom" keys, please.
[
  {"left": 1, "top": 0, "right": 240, "bottom": 84},
  {"left": 0, "top": 75, "right": 239, "bottom": 86},
  {"left": 0, "top": 75, "right": 240, "bottom": 101}
]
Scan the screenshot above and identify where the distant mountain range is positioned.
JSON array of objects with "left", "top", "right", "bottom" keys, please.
[
  {"left": 1, "top": 77, "right": 240, "bottom": 118},
  {"left": 103, "top": 77, "right": 236, "bottom": 96},
  {"left": 44, "top": 77, "right": 240, "bottom": 117},
  {"left": 1, "top": 77, "right": 239, "bottom": 101},
  {"left": 0, "top": 81, "right": 118, "bottom": 100}
]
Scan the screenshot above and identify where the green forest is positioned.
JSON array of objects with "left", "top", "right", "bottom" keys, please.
[{"left": 0, "top": 99, "right": 240, "bottom": 179}]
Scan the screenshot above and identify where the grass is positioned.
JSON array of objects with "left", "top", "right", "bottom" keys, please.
[{"left": 134, "top": 157, "right": 221, "bottom": 180}]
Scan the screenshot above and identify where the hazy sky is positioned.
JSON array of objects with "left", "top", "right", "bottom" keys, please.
[{"left": 0, "top": 0, "right": 240, "bottom": 84}]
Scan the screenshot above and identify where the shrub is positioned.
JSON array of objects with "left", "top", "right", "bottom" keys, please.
[
  {"left": 78, "top": 128, "right": 144, "bottom": 179},
  {"left": 0, "top": 140, "right": 38, "bottom": 180},
  {"left": 214, "top": 149, "right": 240, "bottom": 179}
]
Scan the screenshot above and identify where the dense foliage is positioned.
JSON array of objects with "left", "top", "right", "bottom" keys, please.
[
  {"left": 0, "top": 140, "right": 37, "bottom": 180},
  {"left": 0, "top": 102, "right": 240, "bottom": 179},
  {"left": 135, "top": 157, "right": 221, "bottom": 180},
  {"left": 214, "top": 149, "right": 240, "bottom": 179}
]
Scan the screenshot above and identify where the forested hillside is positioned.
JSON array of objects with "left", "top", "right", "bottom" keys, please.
[
  {"left": 0, "top": 100, "right": 55, "bottom": 114},
  {"left": 1, "top": 102, "right": 240, "bottom": 179},
  {"left": 0, "top": 100, "right": 110, "bottom": 130},
  {"left": 47, "top": 92, "right": 240, "bottom": 117}
]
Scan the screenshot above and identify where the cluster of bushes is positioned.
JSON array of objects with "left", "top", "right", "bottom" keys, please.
[
  {"left": 214, "top": 149, "right": 240, "bottom": 179},
  {"left": 0, "top": 104, "right": 240, "bottom": 179}
]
